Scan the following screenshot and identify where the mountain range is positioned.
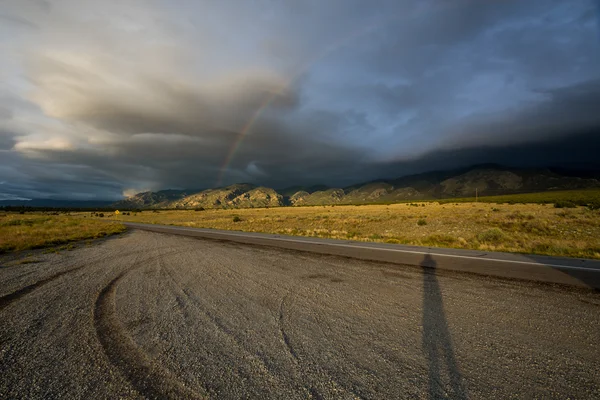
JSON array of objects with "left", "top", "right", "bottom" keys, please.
[{"left": 111, "top": 165, "right": 600, "bottom": 209}]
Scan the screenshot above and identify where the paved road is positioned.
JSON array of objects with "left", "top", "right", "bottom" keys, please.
[
  {"left": 1, "top": 230, "right": 599, "bottom": 399},
  {"left": 125, "top": 222, "right": 600, "bottom": 290}
]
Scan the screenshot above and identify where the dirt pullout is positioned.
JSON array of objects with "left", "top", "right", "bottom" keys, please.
[{"left": 1, "top": 230, "right": 599, "bottom": 399}]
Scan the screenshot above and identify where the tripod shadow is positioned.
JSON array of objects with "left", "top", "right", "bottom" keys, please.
[{"left": 421, "top": 254, "right": 468, "bottom": 399}]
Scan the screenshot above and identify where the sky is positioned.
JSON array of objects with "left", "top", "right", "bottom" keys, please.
[{"left": 1, "top": 0, "right": 599, "bottom": 200}]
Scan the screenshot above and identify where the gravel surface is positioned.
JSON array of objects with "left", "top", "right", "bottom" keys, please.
[{"left": 1, "top": 230, "right": 599, "bottom": 399}]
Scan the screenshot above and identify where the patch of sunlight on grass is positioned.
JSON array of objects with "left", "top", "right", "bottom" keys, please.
[
  {"left": 0, "top": 213, "right": 125, "bottom": 253},
  {"left": 78, "top": 202, "right": 600, "bottom": 259}
]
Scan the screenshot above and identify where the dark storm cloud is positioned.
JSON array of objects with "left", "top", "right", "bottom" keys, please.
[
  {"left": 1, "top": 0, "right": 599, "bottom": 199},
  {"left": 437, "top": 78, "right": 600, "bottom": 150},
  {"left": 21, "top": 110, "right": 372, "bottom": 197},
  {"left": 360, "top": 1, "right": 558, "bottom": 78},
  {"left": 0, "top": 150, "right": 125, "bottom": 200},
  {"left": 375, "top": 129, "right": 600, "bottom": 182},
  {"left": 369, "top": 78, "right": 600, "bottom": 177}
]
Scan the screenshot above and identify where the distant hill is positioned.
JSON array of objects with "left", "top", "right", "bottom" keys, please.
[
  {"left": 279, "top": 185, "right": 329, "bottom": 197},
  {"left": 7, "top": 166, "right": 597, "bottom": 210},
  {"left": 109, "top": 165, "right": 600, "bottom": 209},
  {"left": 112, "top": 189, "right": 196, "bottom": 209},
  {"left": 168, "top": 184, "right": 284, "bottom": 209}
]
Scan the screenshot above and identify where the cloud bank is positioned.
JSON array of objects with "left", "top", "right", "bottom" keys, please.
[{"left": 1, "top": 0, "right": 599, "bottom": 199}]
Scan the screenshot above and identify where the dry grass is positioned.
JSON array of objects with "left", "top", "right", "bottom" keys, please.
[
  {"left": 97, "top": 203, "right": 600, "bottom": 259},
  {"left": 0, "top": 212, "right": 125, "bottom": 253}
]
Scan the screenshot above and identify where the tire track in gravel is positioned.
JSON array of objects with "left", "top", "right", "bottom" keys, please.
[
  {"left": 207, "top": 245, "right": 365, "bottom": 399},
  {"left": 278, "top": 293, "right": 300, "bottom": 362},
  {"left": 93, "top": 249, "right": 207, "bottom": 400},
  {"left": 158, "top": 254, "right": 284, "bottom": 388},
  {"left": 0, "top": 266, "right": 85, "bottom": 311},
  {"left": 277, "top": 290, "right": 363, "bottom": 400},
  {"left": 280, "top": 251, "right": 418, "bottom": 399},
  {"left": 0, "top": 237, "right": 177, "bottom": 311},
  {"left": 154, "top": 240, "right": 345, "bottom": 398},
  {"left": 2, "top": 230, "right": 598, "bottom": 399},
  {"left": 0, "top": 239, "right": 175, "bottom": 300},
  {"left": 193, "top": 244, "right": 365, "bottom": 399},
  {"left": 179, "top": 239, "right": 371, "bottom": 399}
]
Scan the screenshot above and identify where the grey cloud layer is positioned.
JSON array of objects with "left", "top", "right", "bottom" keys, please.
[{"left": 0, "top": 0, "right": 599, "bottom": 199}]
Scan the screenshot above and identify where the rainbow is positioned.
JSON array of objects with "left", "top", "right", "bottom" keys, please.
[
  {"left": 215, "top": 95, "right": 277, "bottom": 186},
  {"left": 215, "top": 0, "right": 471, "bottom": 186},
  {"left": 214, "top": 19, "right": 383, "bottom": 188}
]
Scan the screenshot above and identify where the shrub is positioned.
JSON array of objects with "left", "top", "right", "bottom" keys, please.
[
  {"left": 423, "top": 234, "right": 457, "bottom": 246},
  {"left": 587, "top": 201, "right": 600, "bottom": 211},
  {"left": 98, "top": 213, "right": 104, "bottom": 218},
  {"left": 518, "top": 220, "right": 552, "bottom": 235},
  {"left": 232, "top": 216, "right": 241, "bottom": 222},
  {"left": 417, "top": 218, "right": 427, "bottom": 226},
  {"left": 492, "top": 207, "right": 501, "bottom": 212},
  {"left": 194, "top": 207, "right": 205, "bottom": 211},
  {"left": 477, "top": 228, "right": 507, "bottom": 244},
  {"left": 554, "top": 200, "right": 576, "bottom": 209}
]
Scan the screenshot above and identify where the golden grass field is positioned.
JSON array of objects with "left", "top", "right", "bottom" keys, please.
[
  {"left": 0, "top": 213, "right": 125, "bottom": 253},
  {"left": 104, "top": 202, "right": 600, "bottom": 259}
]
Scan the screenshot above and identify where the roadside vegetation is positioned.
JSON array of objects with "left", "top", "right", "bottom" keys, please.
[
  {"left": 99, "top": 199, "right": 600, "bottom": 259},
  {"left": 0, "top": 212, "right": 125, "bottom": 253},
  {"left": 5, "top": 189, "right": 598, "bottom": 258},
  {"left": 436, "top": 189, "right": 600, "bottom": 208}
]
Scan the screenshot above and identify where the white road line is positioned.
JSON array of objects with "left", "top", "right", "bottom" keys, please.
[{"left": 128, "top": 224, "right": 600, "bottom": 273}]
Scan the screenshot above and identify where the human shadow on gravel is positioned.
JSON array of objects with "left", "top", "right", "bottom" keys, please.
[{"left": 421, "top": 254, "right": 468, "bottom": 399}]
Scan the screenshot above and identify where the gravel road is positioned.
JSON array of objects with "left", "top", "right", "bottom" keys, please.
[{"left": 1, "top": 230, "right": 599, "bottom": 399}]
